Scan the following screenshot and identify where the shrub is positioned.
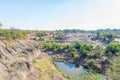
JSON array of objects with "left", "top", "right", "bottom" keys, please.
[
  {"left": 86, "top": 59, "right": 102, "bottom": 73},
  {"left": 40, "top": 42, "right": 94, "bottom": 59},
  {"left": 93, "top": 45, "right": 103, "bottom": 56},
  {"left": 80, "top": 72, "right": 104, "bottom": 80},
  {"left": 86, "top": 59, "right": 96, "bottom": 68},
  {"left": 72, "top": 52, "right": 80, "bottom": 60},
  {"left": 71, "top": 48, "right": 80, "bottom": 60},
  {"left": 106, "top": 42, "right": 120, "bottom": 55},
  {"left": 73, "top": 42, "right": 82, "bottom": 49},
  {"left": 0, "top": 29, "right": 26, "bottom": 40}
]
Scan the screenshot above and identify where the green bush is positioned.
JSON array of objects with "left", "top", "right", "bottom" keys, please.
[
  {"left": 40, "top": 42, "right": 94, "bottom": 59},
  {"left": 80, "top": 72, "right": 104, "bottom": 80},
  {"left": 71, "top": 48, "right": 80, "bottom": 60},
  {"left": 93, "top": 45, "right": 103, "bottom": 56},
  {"left": 95, "top": 32, "right": 116, "bottom": 42},
  {"left": 106, "top": 42, "right": 120, "bottom": 55},
  {"left": 73, "top": 42, "right": 93, "bottom": 57},
  {"left": 86, "top": 59, "right": 102, "bottom": 73},
  {"left": 72, "top": 52, "right": 80, "bottom": 60},
  {"left": 0, "top": 29, "right": 26, "bottom": 40},
  {"left": 86, "top": 59, "right": 96, "bottom": 68},
  {"left": 73, "top": 42, "right": 82, "bottom": 50}
]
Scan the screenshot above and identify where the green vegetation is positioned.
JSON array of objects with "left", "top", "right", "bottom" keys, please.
[
  {"left": 33, "top": 30, "right": 52, "bottom": 41},
  {"left": 0, "top": 23, "right": 26, "bottom": 40},
  {"left": 71, "top": 49, "right": 80, "bottom": 60},
  {"left": 72, "top": 42, "right": 94, "bottom": 57},
  {"left": 53, "top": 30, "right": 66, "bottom": 40},
  {"left": 63, "top": 29, "right": 86, "bottom": 33},
  {"left": 93, "top": 45, "right": 103, "bottom": 56},
  {"left": 60, "top": 28, "right": 120, "bottom": 34},
  {"left": 94, "top": 32, "right": 116, "bottom": 42},
  {"left": 80, "top": 72, "right": 104, "bottom": 80},
  {"left": 0, "top": 29, "right": 26, "bottom": 40},
  {"left": 104, "top": 42, "right": 120, "bottom": 80},
  {"left": 40, "top": 42, "right": 95, "bottom": 59},
  {"left": 41, "top": 42, "right": 71, "bottom": 52},
  {"left": 105, "top": 55, "right": 120, "bottom": 80},
  {"left": 36, "top": 31, "right": 49, "bottom": 37},
  {"left": 95, "top": 28, "right": 120, "bottom": 34},
  {"left": 86, "top": 59, "right": 96, "bottom": 69},
  {"left": 106, "top": 42, "right": 120, "bottom": 55},
  {"left": 105, "top": 42, "right": 120, "bottom": 80},
  {"left": 85, "top": 59, "right": 101, "bottom": 73}
]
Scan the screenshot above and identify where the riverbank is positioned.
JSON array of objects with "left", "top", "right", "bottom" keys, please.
[
  {"left": 47, "top": 52, "right": 108, "bottom": 74},
  {"left": 33, "top": 53, "right": 69, "bottom": 80}
]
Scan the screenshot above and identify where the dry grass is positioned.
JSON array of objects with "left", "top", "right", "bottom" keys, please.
[{"left": 33, "top": 54, "right": 68, "bottom": 80}]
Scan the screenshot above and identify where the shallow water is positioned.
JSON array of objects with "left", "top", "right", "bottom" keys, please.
[
  {"left": 56, "top": 62, "right": 88, "bottom": 79},
  {"left": 56, "top": 62, "right": 106, "bottom": 80}
]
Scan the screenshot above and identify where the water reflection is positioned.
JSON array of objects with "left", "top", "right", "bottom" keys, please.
[
  {"left": 56, "top": 62, "right": 106, "bottom": 80},
  {"left": 56, "top": 62, "right": 87, "bottom": 78}
]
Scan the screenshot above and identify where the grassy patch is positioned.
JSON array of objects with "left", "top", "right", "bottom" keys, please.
[
  {"left": 79, "top": 72, "right": 105, "bottom": 80},
  {"left": 33, "top": 54, "right": 69, "bottom": 80},
  {"left": 105, "top": 55, "right": 120, "bottom": 80}
]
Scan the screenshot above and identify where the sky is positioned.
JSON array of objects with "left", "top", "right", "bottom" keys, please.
[{"left": 0, "top": 0, "right": 120, "bottom": 30}]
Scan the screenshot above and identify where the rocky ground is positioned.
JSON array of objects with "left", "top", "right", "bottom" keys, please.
[{"left": 0, "top": 39, "right": 68, "bottom": 80}]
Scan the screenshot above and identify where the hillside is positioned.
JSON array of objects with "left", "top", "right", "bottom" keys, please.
[{"left": 0, "top": 39, "right": 68, "bottom": 80}]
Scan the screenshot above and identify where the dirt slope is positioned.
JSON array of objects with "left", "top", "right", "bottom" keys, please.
[{"left": 0, "top": 40, "right": 68, "bottom": 80}]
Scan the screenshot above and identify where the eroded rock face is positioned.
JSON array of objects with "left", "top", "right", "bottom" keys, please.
[
  {"left": 0, "top": 40, "right": 67, "bottom": 80},
  {"left": 0, "top": 40, "right": 39, "bottom": 80}
]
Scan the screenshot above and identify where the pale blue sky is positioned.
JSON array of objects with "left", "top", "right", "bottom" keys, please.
[{"left": 0, "top": 0, "right": 120, "bottom": 30}]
